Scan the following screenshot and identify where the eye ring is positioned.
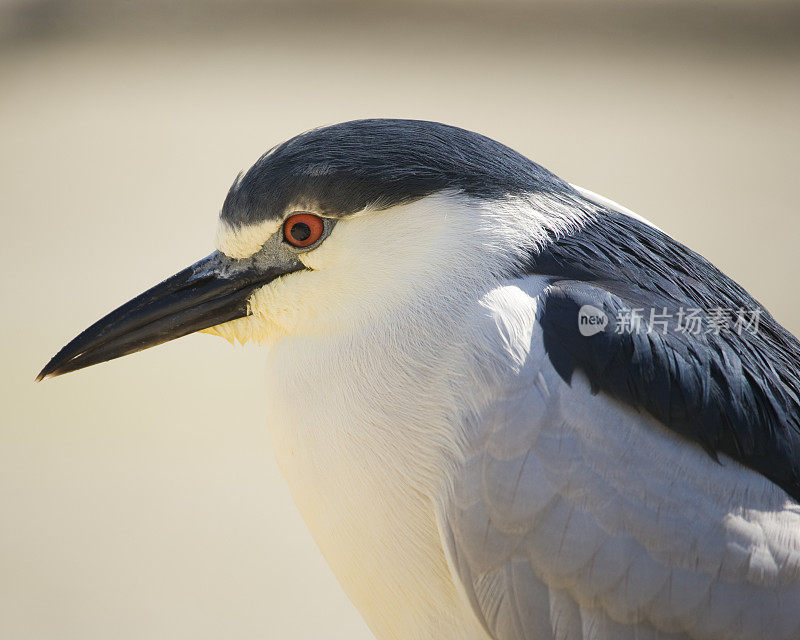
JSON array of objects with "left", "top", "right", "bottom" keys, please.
[{"left": 284, "top": 213, "right": 325, "bottom": 248}]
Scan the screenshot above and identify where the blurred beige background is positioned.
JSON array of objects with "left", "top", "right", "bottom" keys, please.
[{"left": 1, "top": 1, "right": 799, "bottom": 638}]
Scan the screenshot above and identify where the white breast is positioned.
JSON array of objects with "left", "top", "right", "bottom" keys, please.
[{"left": 262, "top": 313, "right": 492, "bottom": 640}]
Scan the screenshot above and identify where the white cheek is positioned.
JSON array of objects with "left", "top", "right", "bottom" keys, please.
[
  {"left": 298, "top": 222, "right": 365, "bottom": 271},
  {"left": 205, "top": 191, "right": 586, "bottom": 345},
  {"left": 299, "top": 202, "right": 451, "bottom": 274}
]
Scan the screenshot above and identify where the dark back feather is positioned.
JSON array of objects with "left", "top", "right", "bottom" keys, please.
[{"left": 531, "top": 209, "right": 800, "bottom": 501}]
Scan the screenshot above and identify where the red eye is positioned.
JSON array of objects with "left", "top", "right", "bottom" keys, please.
[{"left": 284, "top": 213, "right": 324, "bottom": 248}]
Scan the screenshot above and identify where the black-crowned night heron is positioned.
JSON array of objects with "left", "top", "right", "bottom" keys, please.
[{"left": 39, "top": 119, "right": 800, "bottom": 640}]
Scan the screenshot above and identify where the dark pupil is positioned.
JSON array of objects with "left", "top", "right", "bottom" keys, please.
[{"left": 290, "top": 222, "right": 312, "bottom": 242}]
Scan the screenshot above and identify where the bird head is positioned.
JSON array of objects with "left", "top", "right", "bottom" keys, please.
[{"left": 37, "top": 119, "right": 582, "bottom": 380}]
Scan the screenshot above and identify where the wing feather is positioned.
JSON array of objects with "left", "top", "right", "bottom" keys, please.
[{"left": 438, "top": 277, "right": 800, "bottom": 640}]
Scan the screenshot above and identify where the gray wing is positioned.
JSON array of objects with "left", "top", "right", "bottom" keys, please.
[{"left": 436, "top": 276, "right": 800, "bottom": 640}]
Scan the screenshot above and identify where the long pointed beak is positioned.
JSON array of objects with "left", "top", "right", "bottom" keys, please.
[{"left": 37, "top": 251, "right": 301, "bottom": 380}]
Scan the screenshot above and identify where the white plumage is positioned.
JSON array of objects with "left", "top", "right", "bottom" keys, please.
[{"left": 235, "top": 193, "right": 800, "bottom": 639}]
